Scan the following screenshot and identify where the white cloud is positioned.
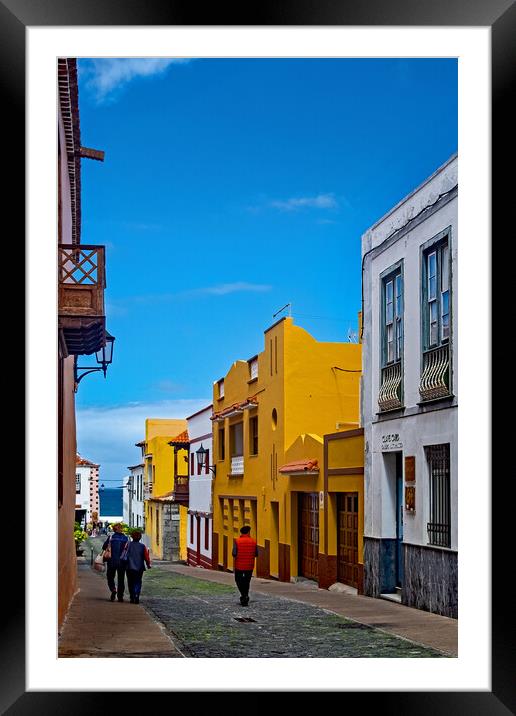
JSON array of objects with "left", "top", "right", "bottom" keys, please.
[
  {"left": 269, "top": 193, "right": 338, "bottom": 212},
  {"left": 188, "top": 282, "right": 272, "bottom": 296},
  {"left": 81, "top": 58, "right": 193, "bottom": 102},
  {"left": 76, "top": 398, "right": 210, "bottom": 484}
]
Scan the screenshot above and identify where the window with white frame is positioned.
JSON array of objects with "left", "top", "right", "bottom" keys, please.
[
  {"left": 218, "top": 379, "right": 224, "bottom": 398},
  {"left": 423, "top": 239, "right": 450, "bottom": 350},
  {"left": 382, "top": 267, "right": 403, "bottom": 366},
  {"left": 75, "top": 473, "right": 81, "bottom": 493}
]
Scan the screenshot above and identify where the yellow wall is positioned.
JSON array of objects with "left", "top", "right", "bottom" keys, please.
[
  {"left": 212, "top": 317, "right": 362, "bottom": 580},
  {"left": 325, "top": 430, "right": 365, "bottom": 565},
  {"left": 327, "top": 433, "right": 364, "bottom": 470},
  {"left": 142, "top": 418, "right": 187, "bottom": 558}
]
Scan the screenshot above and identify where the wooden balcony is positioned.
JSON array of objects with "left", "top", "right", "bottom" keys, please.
[
  {"left": 58, "top": 244, "right": 106, "bottom": 356},
  {"left": 173, "top": 476, "right": 189, "bottom": 504},
  {"left": 419, "top": 344, "right": 451, "bottom": 401},
  {"left": 378, "top": 362, "right": 403, "bottom": 411}
]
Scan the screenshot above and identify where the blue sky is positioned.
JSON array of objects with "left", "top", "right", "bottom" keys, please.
[{"left": 75, "top": 57, "right": 457, "bottom": 486}]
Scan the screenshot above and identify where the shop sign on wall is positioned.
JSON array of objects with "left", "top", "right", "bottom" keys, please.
[
  {"left": 381, "top": 433, "right": 403, "bottom": 451},
  {"left": 404, "top": 455, "right": 416, "bottom": 512}
]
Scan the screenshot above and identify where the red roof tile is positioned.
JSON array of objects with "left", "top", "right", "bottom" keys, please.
[
  {"left": 278, "top": 459, "right": 319, "bottom": 474},
  {"left": 76, "top": 454, "right": 98, "bottom": 467},
  {"left": 211, "top": 395, "right": 259, "bottom": 420},
  {"left": 169, "top": 429, "right": 189, "bottom": 444}
]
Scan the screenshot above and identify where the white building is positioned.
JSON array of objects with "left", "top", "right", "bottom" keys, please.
[
  {"left": 122, "top": 475, "right": 130, "bottom": 525},
  {"left": 186, "top": 405, "right": 214, "bottom": 569},
  {"left": 75, "top": 454, "right": 100, "bottom": 527},
  {"left": 126, "top": 463, "right": 145, "bottom": 529},
  {"left": 361, "top": 154, "right": 458, "bottom": 618}
]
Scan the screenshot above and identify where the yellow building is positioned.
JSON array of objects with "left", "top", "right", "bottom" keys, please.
[
  {"left": 211, "top": 316, "right": 363, "bottom": 590},
  {"left": 138, "top": 419, "right": 189, "bottom": 561}
]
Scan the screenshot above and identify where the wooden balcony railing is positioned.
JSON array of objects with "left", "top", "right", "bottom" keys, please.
[
  {"left": 419, "top": 344, "right": 451, "bottom": 401},
  {"left": 173, "top": 476, "right": 189, "bottom": 503},
  {"left": 58, "top": 244, "right": 106, "bottom": 355},
  {"left": 378, "top": 362, "right": 403, "bottom": 411},
  {"left": 59, "top": 244, "right": 106, "bottom": 315}
]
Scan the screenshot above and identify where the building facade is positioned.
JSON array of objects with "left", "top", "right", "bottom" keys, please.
[
  {"left": 138, "top": 419, "right": 188, "bottom": 561},
  {"left": 75, "top": 454, "right": 100, "bottom": 527},
  {"left": 186, "top": 405, "right": 214, "bottom": 569},
  {"left": 361, "top": 154, "right": 458, "bottom": 617},
  {"left": 57, "top": 58, "right": 109, "bottom": 628},
  {"left": 211, "top": 317, "right": 362, "bottom": 586},
  {"left": 125, "top": 463, "right": 145, "bottom": 529}
]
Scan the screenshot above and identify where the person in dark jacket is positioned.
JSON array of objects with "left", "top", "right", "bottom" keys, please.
[
  {"left": 102, "top": 523, "right": 129, "bottom": 602},
  {"left": 121, "top": 530, "right": 151, "bottom": 604},
  {"left": 232, "top": 525, "right": 258, "bottom": 607}
]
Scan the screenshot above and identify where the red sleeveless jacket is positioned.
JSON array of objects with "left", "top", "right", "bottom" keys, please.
[{"left": 233, "top": 535, "right": 258, "bottom": 571}]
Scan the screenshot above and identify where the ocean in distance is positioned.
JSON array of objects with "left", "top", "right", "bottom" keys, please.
[{"left": 99, "top": 488, "right": 123, "bottom": 518}]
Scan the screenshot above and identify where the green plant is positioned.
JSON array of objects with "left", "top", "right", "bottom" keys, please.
[{"left": 74, "top": 527, "right": 88, "bottom": 547}]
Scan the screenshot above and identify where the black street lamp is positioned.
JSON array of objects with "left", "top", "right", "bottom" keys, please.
[
  {"left": 74, "top": 331, "right": 115, "bottom": 391},
  {"left": 195, "top": 443, "right": 216, "bottom": 475}
]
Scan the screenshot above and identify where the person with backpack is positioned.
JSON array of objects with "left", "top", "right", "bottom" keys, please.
[
  {"left": 232, "top": 525, "right": 259, "bottom": 607},
  {"left": 120, "top": 530, "right": 151, "bottom": 604}
]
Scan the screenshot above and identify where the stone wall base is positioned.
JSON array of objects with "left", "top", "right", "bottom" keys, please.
[
  {"left": 364, "top": 537, "right": 458, "bottom": 618},
  {"left": 162, "top": 504, "right": 180, "bottom": 561},
  {"left": 363, "top": 537, "right": 397, "bottom": 597},
  {"left": 403, "top": 542, "right": 458, "bottom": 618}
]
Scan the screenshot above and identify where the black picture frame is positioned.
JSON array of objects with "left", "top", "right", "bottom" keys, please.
[{"left": 6, "top": 0, "right": 513, "bottom": 711}]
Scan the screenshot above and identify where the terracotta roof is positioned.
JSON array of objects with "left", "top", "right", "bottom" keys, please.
[
  {"left": 211, "top": 395, "right": 259, "bottom": 421},
  {"left": 168, "top": 429, "right": 189, "bottom": 444},
  {"left": 278, "top": 459, "right": 319, "bottom": 474},
  {"left": 76, "top": 454, "right": 98, "bottom": 467}
]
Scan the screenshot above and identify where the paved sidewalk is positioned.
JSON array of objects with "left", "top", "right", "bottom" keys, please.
[
  {"left": 58, "top": 559, "right": 183, "bottom": 658},
  {"left": 157, "top": 562, "right": 458, "bottom": 656}
]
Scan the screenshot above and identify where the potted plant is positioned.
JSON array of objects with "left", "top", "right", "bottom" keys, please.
[{"left": 74, "top": 522, "right": 89, "bottom": 556}]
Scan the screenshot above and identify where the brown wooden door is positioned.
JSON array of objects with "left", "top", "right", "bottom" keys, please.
[
  {"left": 299, "top": 493, "right": 319, "bottom": 580},
  {"left": 338, "top": 493, "right": 359, "bottom": 588}
]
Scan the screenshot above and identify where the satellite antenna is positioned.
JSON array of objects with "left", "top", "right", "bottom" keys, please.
[{"left": 273, "top": 302, "right": 292, "bottom": 319}]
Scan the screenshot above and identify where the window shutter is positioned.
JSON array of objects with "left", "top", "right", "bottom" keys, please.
[{"left": 205, "top": 449, "right": 210, "bottom": 474}]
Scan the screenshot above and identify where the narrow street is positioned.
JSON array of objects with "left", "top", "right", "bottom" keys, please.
[{"left": 58, "top": 537, "right": 456, "bottom": 659}]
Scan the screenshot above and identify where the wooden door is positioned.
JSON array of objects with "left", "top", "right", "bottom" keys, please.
[
  {"left": 337, "top": 493, "right": 359, "bottom": 588},
  {"left": 299, "top": 493, "right": 319, "bottom": 580},
  {"left": 196, "top": 515, "right": 201, "bottom": 566}
]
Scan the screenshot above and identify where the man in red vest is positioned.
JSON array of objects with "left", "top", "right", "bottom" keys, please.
[{"left": 232, "top": 525, "right": 258, "bottom": 606}]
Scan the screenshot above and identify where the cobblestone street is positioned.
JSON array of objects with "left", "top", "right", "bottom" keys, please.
[
  {"left": 64, "top": 537, "right": 454, "bottom": 659},
  {"left": 140, "top": 568, "right": 447, "bottom": 658}
]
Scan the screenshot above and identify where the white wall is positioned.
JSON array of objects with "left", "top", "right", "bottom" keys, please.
[
  {"left": 75, "top": 466, "right": 91, "bottom": 520},
  {"left": 362, "top": 155, "right": 458, "bottom": 551},
  {"left": 129, "top": 466, "right": 145, "bottom": 528},
  {"left": 187, "top": 406, "right": 213, "bottom": 557}
]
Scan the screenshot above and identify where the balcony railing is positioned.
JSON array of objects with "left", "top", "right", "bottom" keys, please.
[
  {"left": 174, "top": 476, "right": 189, "bottom": 503},
  {"left": 58, "top": 244, "right": 106, "bottom": 355},
  {"left": 419, "top": 344, "right": 451, "bottom": 401},
  {"left": 229, "top": 455, "right": 244, "bottom": 476},
  {"left": 378, "top": 362, "right": 403, "bottom": 411}
]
